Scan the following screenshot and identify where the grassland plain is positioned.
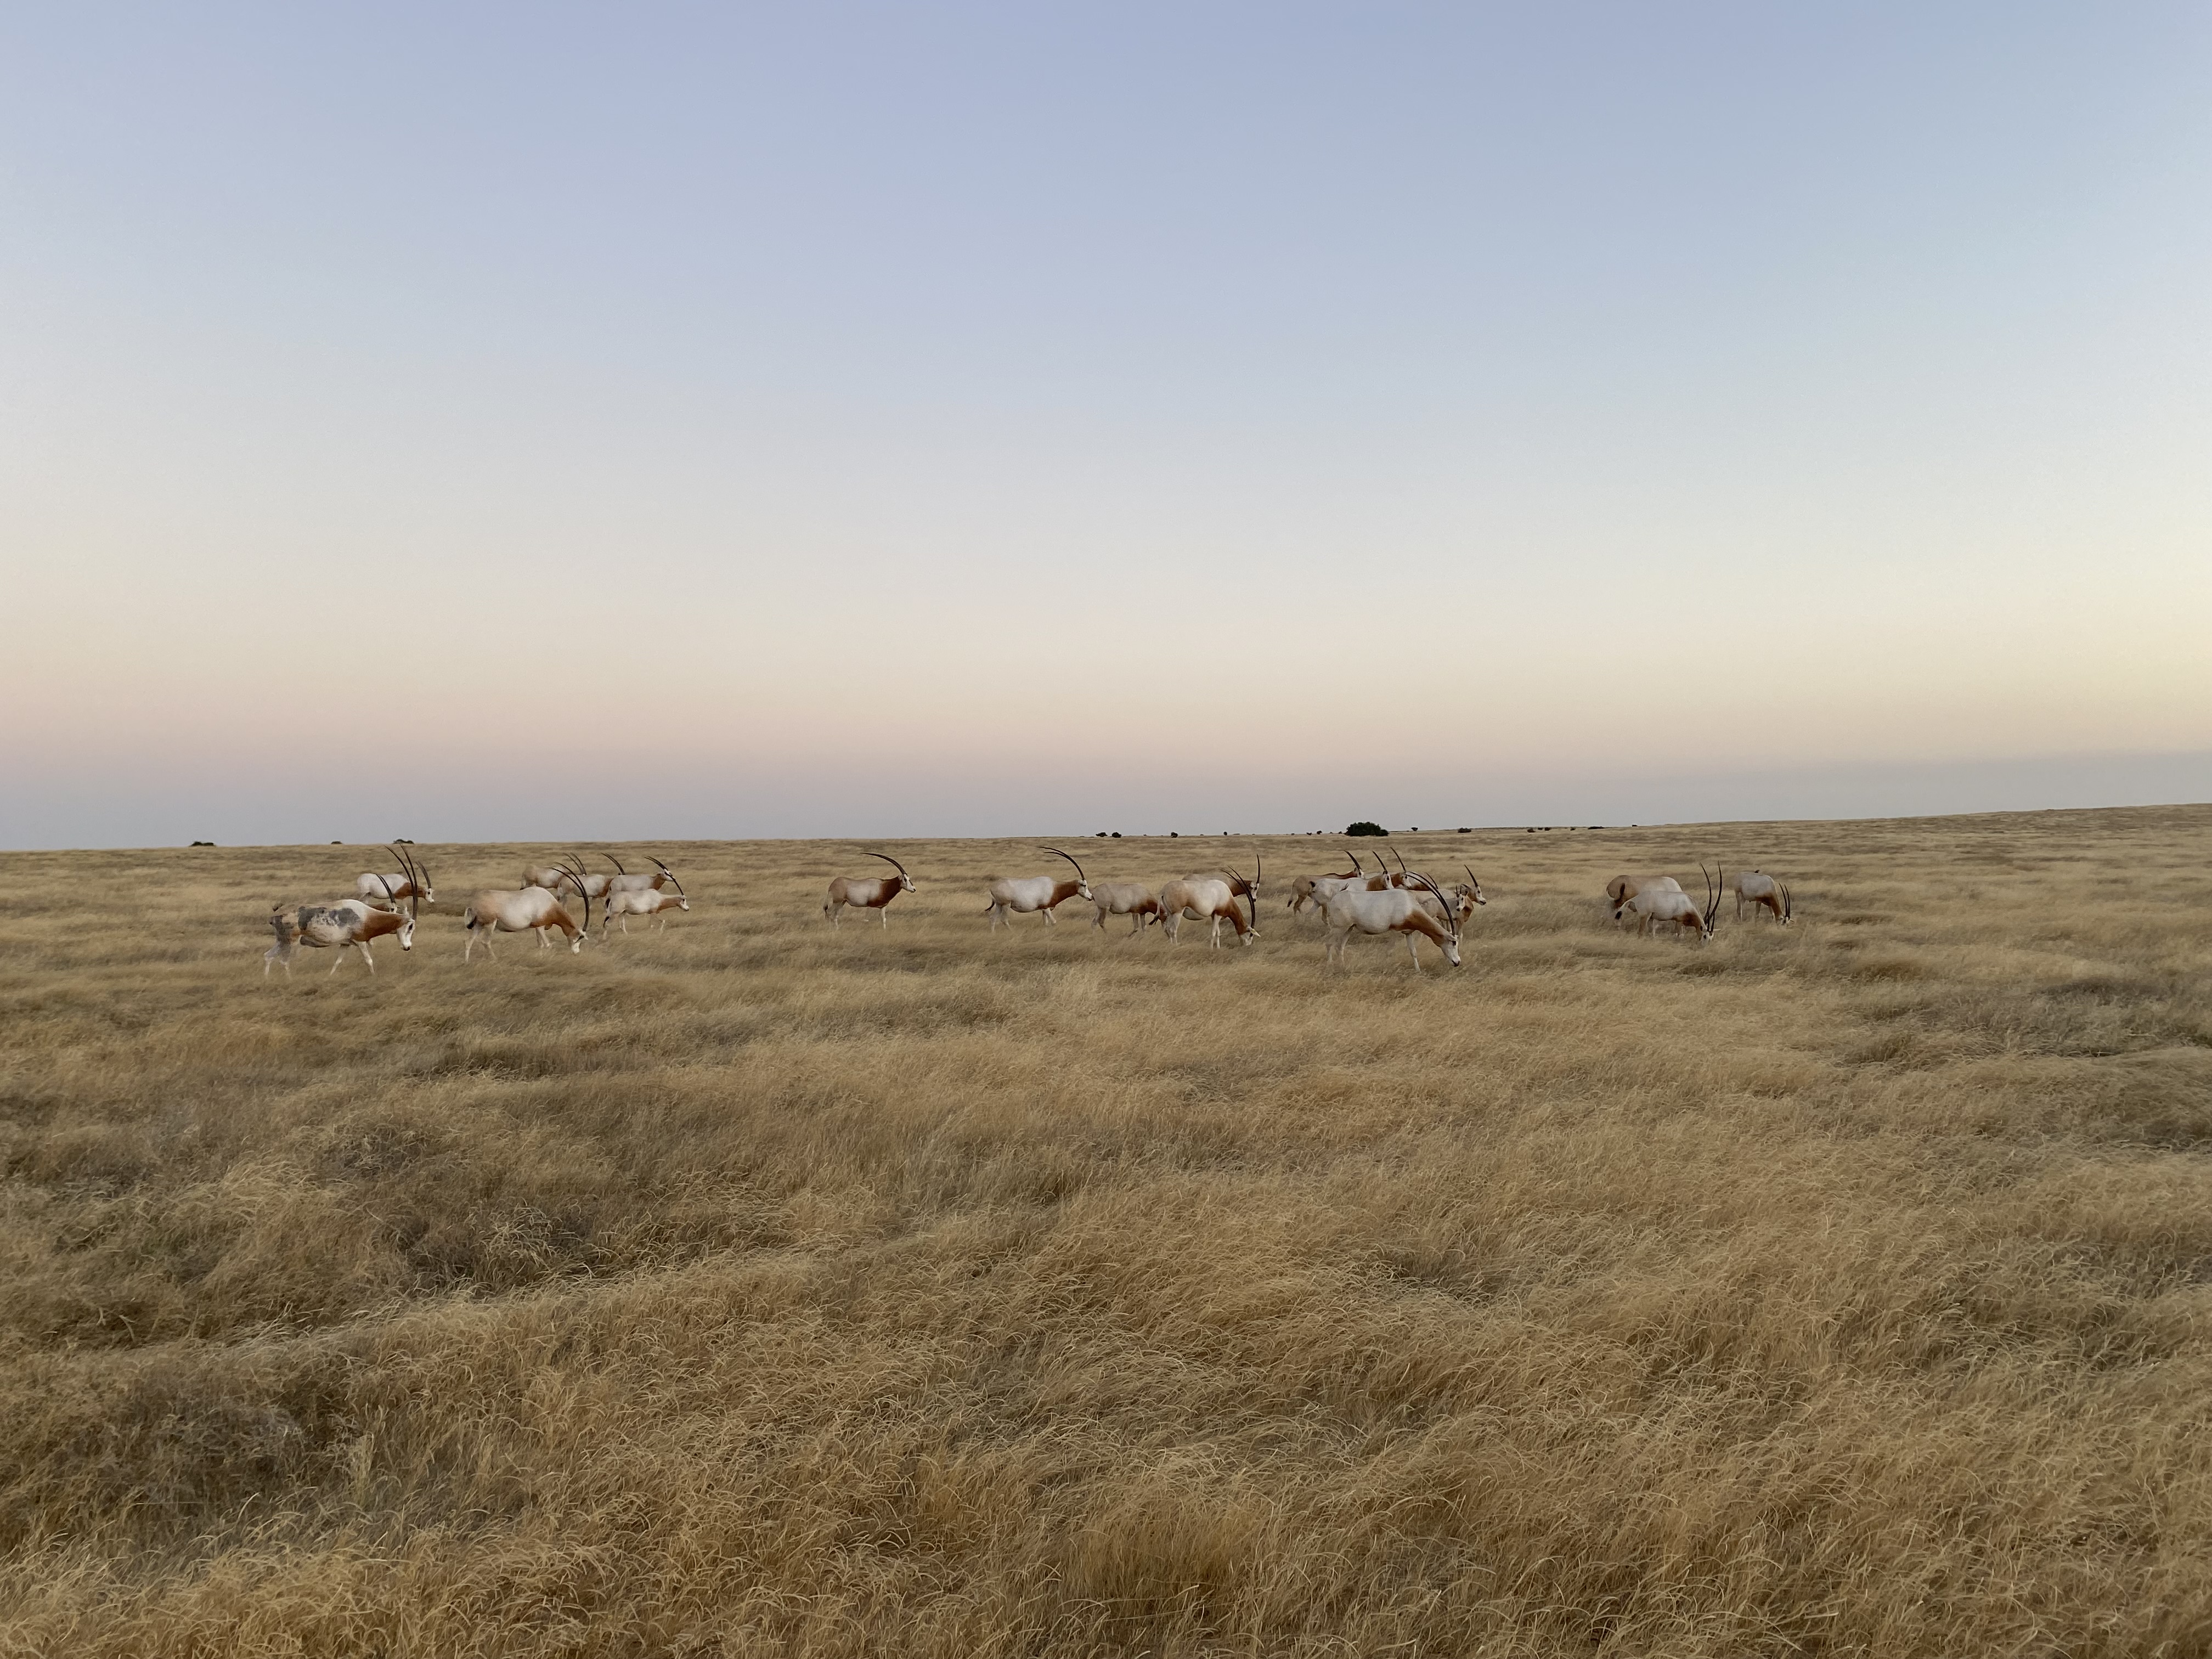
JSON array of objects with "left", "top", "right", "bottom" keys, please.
[{"left": 1, "top": 806, "right": 2208, "bottom": 1657}]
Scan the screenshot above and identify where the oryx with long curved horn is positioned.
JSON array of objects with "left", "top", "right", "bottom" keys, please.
[
  {"left": 607, "top": 856, "right": 684, "bottom": 899},
  {"left": 1728, "top": 870, "right": 1793, "bottom": 924},
  {"left": 1318, "top": 866, "right": 1462, "bottom": 970},
  {"left": 269, "top": 850, "right": 422, "bottom": 977},
  {"left": 1156, "top": 850, "right": 1262, "bottom": 947},
  {"left": 984, "top": 848, "right": 1092, "bottom": 929},
  {"left": 825, "top": 851, "right": 916, "bottom": 928},
  {"left": 355, "top": 847, "right": 433, "bottom": 908},
  {"left": 463, "top": 862, "right": 594, "bottom": 960},
  {"left": 1621, "top": 863, "right": 1723, "bottom": 941}
]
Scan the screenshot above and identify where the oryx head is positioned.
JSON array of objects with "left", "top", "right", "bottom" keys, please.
[
  {"left": 1453, "top": 865, "right": 1487, "bottom": 920},
  {"left": 865, "top": 851, "right": 915, "bottom": 893},
  {"left": 1043, "top": 847, "right": 1091, "bottom": 901}
]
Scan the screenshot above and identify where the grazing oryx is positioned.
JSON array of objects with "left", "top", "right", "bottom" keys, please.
[
  {"left": 268, "top": 851, "right": 421, "bottom": 977},
  {"left": 985, "top": 848, "right": 1092, "bottom": 929},
  {"left": 1620, "top": 864, "right": 1724, "bottom": 941},
  {"left": 1090, "top": 881, "right": 1161, "bottom": 934},
  {"left": 824, "top": 852, "right": 915, "bottom": 928},
  {"left": 355, "top": 851, "right": 433, "bottom": 908},
  {"left": 1289, "top": 853, "right": 1365, "bottom": 916},
  {"left": 602, "top": 888, "right": 690, "bottom": 935},
  {"left": 1726, "top": 870, "right": 1792, "bottom": 923},
  {"left": 1319, "top": 870, "right": 1462, "bottom": 970},
  {"left": 1156, "top": 854, "right": 1261, "bottom": 947},
  {"left": 463, "top": 876, "right": 592, "bottom": 960}
]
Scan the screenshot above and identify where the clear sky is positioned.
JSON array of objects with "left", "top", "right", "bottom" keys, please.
[{"left": 4, "top": 4, "right": 2207, "bottom": 848}]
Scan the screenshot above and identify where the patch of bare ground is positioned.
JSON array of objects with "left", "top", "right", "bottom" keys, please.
[{"left": 1, "top": 805, "right": 2208, "bottom": 1655}]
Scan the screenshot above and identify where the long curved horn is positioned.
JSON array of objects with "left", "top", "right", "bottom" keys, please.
[
  {"left": 1406, "top": 870, "right": 1457, "bottom": 938},
  {"left": 1464, "top": 864, "right": 1482, "bottom": 899},
  {"left": 1781, "top": 882, "right": 1793, "bottom": 922},
  {"left": 608, "top": 854, "right": 627, "bottom": 874},
  {"left": 388, "top": 844, "right": 424, "bottom": 916},
  {"left": 865, "top": 850, "right": 910, "bottom": 879},
  {"left": 1344, "top": 849, "right": 1363, "bottom": 874},
  {"left": 1702, "top": 863, "right": 1721, "bottom": 931},
  {"left": 1043, "top": 847, "right": 1087, "bottom": 885},
  {"left": 651, "top": 856, "right": 685, "bottom": 897}
]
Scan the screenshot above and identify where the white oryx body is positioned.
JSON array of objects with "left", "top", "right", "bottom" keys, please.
[
  {"left": 606, "top": 856, "right": 682, "bottom": 898},
  {"left": 1157, "top": 854, "right": 1261, "bottom": 947},
  {"left": 602, "top": 889, "right": 690, "bottom": 934},
  {"left": 1318, "top": 876, "right": 1462, "bottom": 970},
  {"left": 825, "top": 852, "right": 915, "bottom": 928},
  {"left": 1728, "top": 870, "right": 1792, "bottom": 923},
  {"left": 1156, "top": 876, "right": 1251, "bottom": 946},
  {"left": 1090, "top": 881, "right": 1161, "bottom": 933},
  {"left": 266, "top": 899, "right": 414, "bottom": 976},
  {"left": 354, "top": 862, "right": 432, "bottom": 907},
  {"left": 464, "top": 884, "right": 590, "bottom": 959},
  {"left": 985, "top": 849, "right": 1091, "bottom": 929},
  {"left": 1621, "top": 865, "right": 1723, "bottom": 940}
]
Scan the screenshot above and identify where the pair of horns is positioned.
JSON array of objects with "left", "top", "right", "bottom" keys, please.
[
  {"left": 384, "top": 843, "right": 425, "bottom": 917},
  {"left": 864, "top": 850, "right": 910, "bottom": 879},
  {"left": 1700, "top": 862, "right": 1724, "bottom": 930},
  {"left": 1042, "top": 847, "right": 1087, "bottom": 884}
]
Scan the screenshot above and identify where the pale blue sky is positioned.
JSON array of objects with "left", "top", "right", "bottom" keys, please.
[{"left": 3, "top": 5, "right": 2206, "bottom": 845}]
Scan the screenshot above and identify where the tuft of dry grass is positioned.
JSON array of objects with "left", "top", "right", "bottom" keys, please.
[{"left": 1, "top": 806, "right": 2208, "bottom": 1656}]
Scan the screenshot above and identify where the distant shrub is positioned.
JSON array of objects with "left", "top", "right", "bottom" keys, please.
[{"left": 1346, "top": 821, "right": 1387, "bottom": 837}]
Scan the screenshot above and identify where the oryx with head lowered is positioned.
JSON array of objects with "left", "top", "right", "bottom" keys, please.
[
  {"left": 1157, "top": 851, "right": 1262, "bottom": 947},
  {"left": 1728, "top": 870, "right": 1793, "bottom": 924},
  {"left": 1618, "top": 863, "right": 1724, "bottom": 941},
  {"left": 1317, "top": 866, "right": 1462, "bottom": 970},
  {"left": 269, "top": 846, "right": 423, "bottom": 977}
]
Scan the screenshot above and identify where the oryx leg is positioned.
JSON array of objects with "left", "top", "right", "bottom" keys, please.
[{"left": 358, "top": 940, "right": 376, "bottom": 974}]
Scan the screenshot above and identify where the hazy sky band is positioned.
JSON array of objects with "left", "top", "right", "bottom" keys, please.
[{"left": 2, "top": 5, "right": 2206, "bottom": 847}]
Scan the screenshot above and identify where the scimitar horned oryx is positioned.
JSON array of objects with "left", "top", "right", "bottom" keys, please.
[
  {"left": 984, "top": 848, "right": 1092, "bottom": 929},
  {"left": 1156, "top": 851, "right": 1261, "bottom": 947},
  {"left": 463, "top": 867, "right": 594, "bottom": 960},
  {"left": 1728, "top": 869, "right": 1793, "bottom": 924},
  {"left": 1319, "top": 868, "right": 1461, "bottom": 970},
  {"left": 268, "top": 849, "right": 422, "bottom": 977},
  {"left": 602, "top": 887, "right": 690, "bottom": 935},
  {"left": 825, "top": 852, "right": 915, "bottom": 929},
  {"left": 1619, "top": 864, "right": 1723, "bottom": 941},
  {"left": 1089, "top": 881, "right": 1163, "bottom": 935},
  {"left": 1289, "top": 851, "right": 1364, "bottom": 916},
  {"left": 355, "top": 848, "right": 433, "bottom": 907}
]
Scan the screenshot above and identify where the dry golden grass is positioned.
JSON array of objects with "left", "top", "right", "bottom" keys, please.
[{"left": 2, "top": 806, "right": 2209, "bottom": 1656}]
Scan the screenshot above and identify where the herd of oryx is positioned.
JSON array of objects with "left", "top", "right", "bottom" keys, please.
[
  {"left": 263, "top": 847, "right": 687, "bottom": 976},
  {"left": 263, "top": 840, "right": 1794, "bottom": 979}
]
